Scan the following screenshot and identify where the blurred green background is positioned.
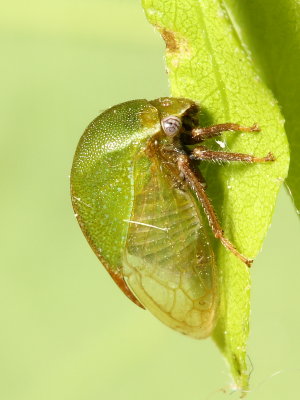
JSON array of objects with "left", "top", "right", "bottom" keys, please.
[{"left": 1, "top": 0, "right": 299, "bottom": 399}]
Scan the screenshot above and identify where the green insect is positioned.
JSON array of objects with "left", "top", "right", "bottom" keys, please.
[{"left": 70, "top": 97, "right": 274, "bottom": 339}]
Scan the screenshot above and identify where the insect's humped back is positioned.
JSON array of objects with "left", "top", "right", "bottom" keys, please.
[
  {"left": 70, "top": 100, "right": 161, "bottom": 270},
  {"left": 72, "top": 100, "right": 160, "bottom": 172}
]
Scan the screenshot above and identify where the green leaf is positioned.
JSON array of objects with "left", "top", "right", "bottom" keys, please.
[
  {"left": 223, "top": 0, "right": 300, "bottom": 216},
  {"left": 142, "top": 0, "right": 289, "bottom": 393}
]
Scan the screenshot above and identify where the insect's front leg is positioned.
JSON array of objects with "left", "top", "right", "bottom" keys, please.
[
  {"left": 190, "top": 146, "right": 275, "bottom": 163},
  {"left": 191, "top": 123, "right": 260, "bottom": 142},
  {"left": 177, "top": 154, "right": 253, "bottom": 267}
]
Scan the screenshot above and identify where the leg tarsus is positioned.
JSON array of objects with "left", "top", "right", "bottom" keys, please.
[
  {"left": 218, "top": 235, "right": 253, "bottom": 267},
  {"left": 262, "top": 152, "right": 276, "bottom": 162}
]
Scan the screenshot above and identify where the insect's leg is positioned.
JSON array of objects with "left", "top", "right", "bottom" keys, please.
[
  {"left": 191, "top": 123, "right": 259, "bottom": 142},
  {"left": 197, "top": 169, "right": 207, "bottom": 188},
  {"left": 177, "top": 154, "right": 253, "bottom": 267},
  {"left": 182, "top": 166, "right": 207, "bottom": 188},
  {"left": 191, "top": 146, "right": 275, "bottom": 163}
]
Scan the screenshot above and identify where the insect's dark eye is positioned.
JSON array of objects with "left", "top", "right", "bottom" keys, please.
[{"left": 161, "top": 116, "right": 182, "bottom": 136}]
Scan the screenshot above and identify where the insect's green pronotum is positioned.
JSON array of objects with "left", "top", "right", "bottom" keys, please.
[{"left": 70, "top": 97, "right": 274, "bottom": 339}]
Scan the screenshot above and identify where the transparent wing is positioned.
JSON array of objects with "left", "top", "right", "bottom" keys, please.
[{"left": 122, "top": 153, "right": 218, "bottom": 338}]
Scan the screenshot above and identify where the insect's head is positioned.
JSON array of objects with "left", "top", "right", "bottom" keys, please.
[{"left": 150, "top": 97, "right": 200, "bottom": 138}]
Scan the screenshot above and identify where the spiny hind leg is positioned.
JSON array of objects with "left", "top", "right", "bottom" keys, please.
[{"left": 177, "top": 154, "right": 253, "bottom": 267}]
